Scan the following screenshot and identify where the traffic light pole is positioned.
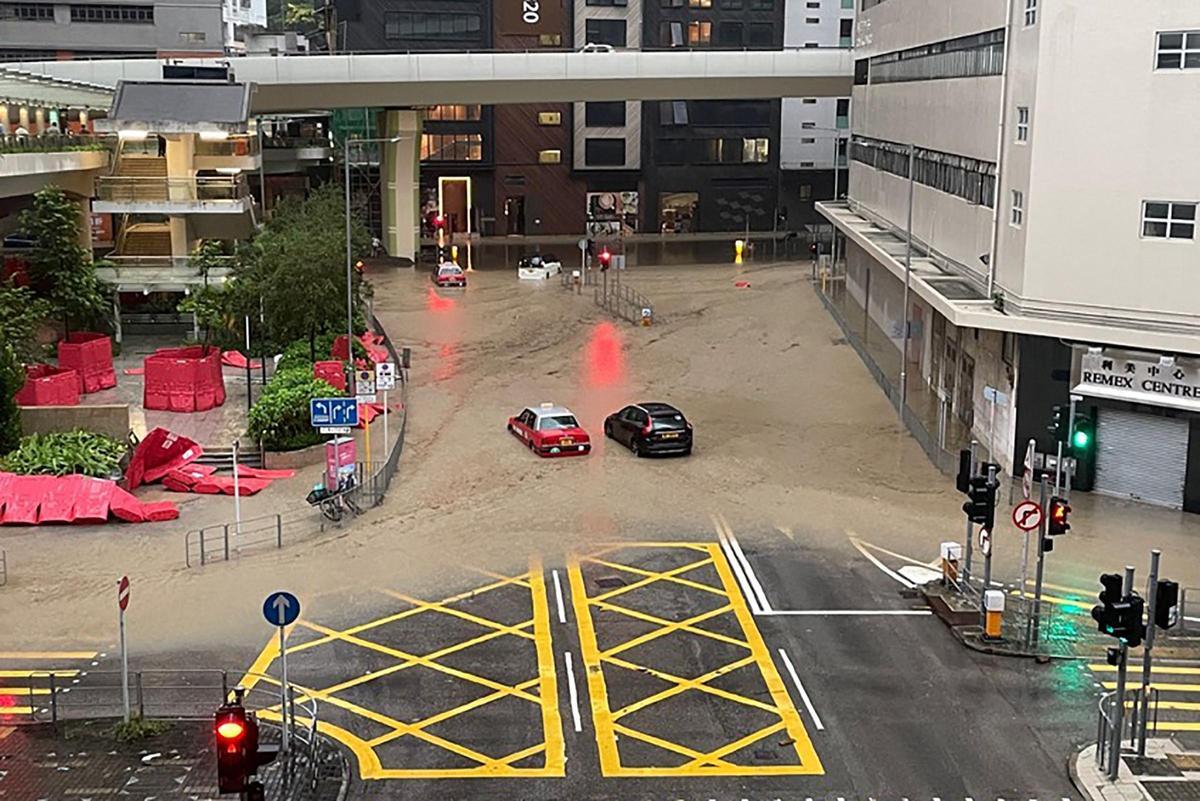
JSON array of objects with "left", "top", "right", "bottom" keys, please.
[
  {"left": 978, "top": 464, "right": 997, "bottom": 627},
  {"left": 962, "top": 440, "right": 977, "bottom": 586},
  {"left": 1107, "top": 565, "right": 1135, "bottom": 781},
  {"left": 1137, "top": 549, "right": 1161, "bottom": 757},
  {"left": 1030, "top": 477, "right": 1049, "bottom": 649}
]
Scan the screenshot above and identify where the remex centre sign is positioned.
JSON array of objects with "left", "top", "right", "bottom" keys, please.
[
  {"left": 1072, "top": 346, "right": 1200, "bottom": 412},
  {"left": 496, "top": 0, "right": 564, "bottom": 37}
]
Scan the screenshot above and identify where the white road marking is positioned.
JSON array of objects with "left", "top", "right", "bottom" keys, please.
[
  {"left": 849, "top": 534, "right": 916, "bottom": 589},
  {"left": 716, "top": 519, "right": 763, "bottom": 614},
  {"left": 564, "top": 651, "right": 582, "bottom": 733},
  {"left": 778, "top": 647, "right": 824, "bottom": 731},
  {"left": 758, "top": 609, "right": 932, "bottom": 616},
  {"left": 551, "top": 569, "right": 567, "bottom": 624},
  {"left": 724, "top": 524, "right": 772, "bottom": 613}
]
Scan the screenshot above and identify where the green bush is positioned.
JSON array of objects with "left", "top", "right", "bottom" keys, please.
[
  {"left": 1, "top": 430, "right": 125, "bottom": 476},
  {"left": 275, "top": 332, "right": 368, "bottom": 373},
  {"left": 249, "top": 371, "right": 344, "bottom": 451}
]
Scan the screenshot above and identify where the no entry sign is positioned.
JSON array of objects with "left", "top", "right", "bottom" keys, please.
[
  {"left": 118, "top": 575, "right": 130, "bottom": 611},
  {"left": 1012, "top": 500, "right": 1044, "bottom": 532}
]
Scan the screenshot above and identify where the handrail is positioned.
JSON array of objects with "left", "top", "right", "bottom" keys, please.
[
  {"left": 96, "top": 174, "right": 250, "bottom": 203},
  {"left": 194, "top": 135, "right": 261, "bottom": 157},
  {"left": 0, "top": 132, "right": 106, "bottom": 154}
]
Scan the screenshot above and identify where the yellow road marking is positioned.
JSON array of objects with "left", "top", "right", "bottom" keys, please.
[
  {"left": 1102, "top": 682, "right": 1200, "bottom": 692},
  {"left": 1150, "top": 722, "right": 1200, "bottom": 731},
  {"left": 0, "top": 707, "right": 34, "bottom": 715},
  {"left": 1024, "top": 578, "right": 1097, "bottom": 596},
  {"left": 600, "top": 603, "right": 740, "bottom": 659},
  {"left": 0, "top": 670, "right": 79, "bottom": 678},
  {"left": 569, "top": 542, "right": 823, "bottom": 777},
  {"left": 1124, "top": 701, "right": 1200, "bottom": 711},
  {"left": 0, "top": 651, "right": 96, "bottom": 660},
  {"left": 380, "top": 590, "right": 536, "bottom": 640},
  {"left": 1091, "top": 665, "right": 1200, "bottom": 675},
  {"left": 0, "top": 687, "right": 50, "bottom": 695}
]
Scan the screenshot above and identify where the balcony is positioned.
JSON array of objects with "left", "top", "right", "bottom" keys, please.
[
  {"left": 0, "top": 134, "right": 109, "bottom": 193},
  {"left": 263, "top": 134, "right": 335, "bottom": 172},
  {"left": 98, "top": 255, "right": 236, "bottom": 291},
  {"left": 194, "top": 135, "right": 262, "bottom": 171},
  {"left": 93, "top": 175, "right": 256, "bottom": 215}
]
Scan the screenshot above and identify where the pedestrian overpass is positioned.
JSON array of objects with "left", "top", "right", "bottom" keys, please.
[{"left": 12, "top": 49, "right": 852, "bottom": 111}]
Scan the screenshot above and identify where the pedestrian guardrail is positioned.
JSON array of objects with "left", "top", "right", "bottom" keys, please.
[
  {"left": 594, "top": 273, "right": 654, "bottom": 325},
  {"left": 0, "top": 547, "right": 6, "bottom": 587}
]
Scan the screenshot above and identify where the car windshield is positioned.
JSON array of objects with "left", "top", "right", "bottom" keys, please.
[
  {"left": 440, "top": 266, "right": 462, "bottom": 275},
  {"left": 539, "top": 415, "right": 578, "bottom": 430}
]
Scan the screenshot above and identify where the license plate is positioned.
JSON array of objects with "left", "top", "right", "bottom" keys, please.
[
  {"left": 661, "top": 432, "right": 679, "bottom": 439},
  {"left": 560, "top": 438, "right": 574, "bottom": 446}
]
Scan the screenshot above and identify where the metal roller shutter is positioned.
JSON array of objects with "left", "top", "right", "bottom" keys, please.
[{"left": 1094, "top": 408, "right": 1188, "bottom": 508}]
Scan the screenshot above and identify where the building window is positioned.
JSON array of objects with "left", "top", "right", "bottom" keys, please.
[
  {"left": 805, "top": 1, "right": 819, "bottom": 6},
  {"left": 839, "top": 17, "right": 852, "bottom": 46},
  {"left": 1023, "top": 0, "right": 1036, "bottom": 26},
  {"left": 384, "top": 11, "right": 481, "bottom": 40},
  {"left": 178, "top": 31, "right": 207, "bottom": 41},
  {"left": 585, "top": 101, "right": 624, "bottom": 127},
  {"left": 0, "top": 4, "right": 55, "bottom": 21},
  {"left": 748, "top": 24, "right": 774, "bottom": 46},
  {"left": 426, "top": 105, "right": 482, "bottom": 121},
  {"left": 801, "top": 121, "right": 816, "bottom": 129},
  {"left": 420, "top": 133, "right": 482, "bottom": 161},
  {"left": 661, "top": 21, "right": 683, "bottom": 46},
  {"left": 806, "top": 17, "right": 819, "bottom": 23},
  {"left": 1142, "top": 201, "right": 1196, "bottom": 240},
  {"left": 803, "top": 42, "right": 819, "bottom": 48},
  {"left": 718, "top": 0, "right": 741, "bottom": 8},
  {"left": 801, "top": 137, "right": 816, "bottom": 144},
  {"left": 868, "top": 28, "right": 1005, "bottom": 84},
  {"left": 659, "top": 100, "right": 689, "bottom": 125},
  {"left": 1001, "top": 332, "right": 1015, "bottom": 369},
  {"left": 799, "top": 184, "right": 812, "bottom": 200},
  {"left": 1156, "top": 31, "right": 1200, "bottom": 70},
  {"left": 851, "top": 135, "right": 997, "bottom": 208},
  {"left": 537, "top": 111, "right": 562, "bottom": 126},
  {"left": 800, "top": 161, "right": 815, "bottom": 167},
  {"left": 586, "top": 18, "right": 626, "bottom": 47},
  {"left": 588, "top": 0, "right": 627, "bottom": 6},
  {"left": 689, "top": 0, "right": 712, "bottom": 7},
  {"left": 749, "top": 0, "right": 772, "bottom": 9},
  {"left": 538, "top": 149, "right": 561, "bottom": 164},
  {"left": 1015, "top": 106, "right": 1029, "bottom": 142},
  {"left": 688, "top": 20, "right": 711, "bottom": 46},
  {"left": 716, "top": 21, "right": 742, "bottom": 46},
  {"left": 802, "top": 98, "right": 817, "bottom": 104},
  {"left": 743, "top": 138, "right": 769, "bottom": 163},
  {"left": 659, "top": 192, "right": 698, "bottom": 233},
  {"left": 70, "top": 4, "right": 154, "bottom": 23},
  {"left": 1010, "top": 190, "right": 1024, "bottom": 227},
  {"left": 585, "top": 138, "right": 625, "bottom": 167},
  {"left": 539, "top": 33, "right": 562, "bottom": 46}
]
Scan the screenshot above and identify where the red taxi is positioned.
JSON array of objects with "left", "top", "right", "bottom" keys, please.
[
  {"left": 507, "top": 403, "right": 591, "bottom": 457},
  {"left": 434, "top": 262, "right": 467, "bottom": 288}
]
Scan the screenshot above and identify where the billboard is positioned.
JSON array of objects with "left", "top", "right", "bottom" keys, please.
[{"left": 496, "top": 0, "right": 565, "bottom": 37}]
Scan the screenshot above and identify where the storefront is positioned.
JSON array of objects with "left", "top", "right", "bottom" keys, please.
[{"left": 1072, "top": 346, "right": 1200, "bottom": 511}]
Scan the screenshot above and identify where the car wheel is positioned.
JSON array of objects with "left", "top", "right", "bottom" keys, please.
[
  {"left": 604, "top": 421, "right": 613, "bottom": 438},
  {"left": 631, "top": 439, "right": 642, "bottom": 458}
]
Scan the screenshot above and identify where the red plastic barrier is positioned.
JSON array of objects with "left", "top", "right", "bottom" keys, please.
[
  {"left": 314, "top": 361, "right": 347, "bottom": 392},
  {"left": 0, "top": 473, "right": 10, "bottom": 518},
  {"left": 222, "top": 350, "right": 262, "bottom": 370},
  {"left": 165, "top": 464, "right": 217, "bottom": 488},
  {"left": 193, "top": 476, "right": 271, "bottom": 496},
  {"left": 142, "top": 501, "right": 179, "bottom": 522},
  {"left": 143, "top": 346, "right": 225, "bottom": 412},
  {"left": 14, "top": 364, "right": 80, "bottom": 407},
  {"left": 58, "top": 332, "right": 116, "bottom": 394},
  {"left": 1, "top": 475, "right": 51, "bottom": 525},
  {"left": 72, "top": 477, "right": 115, "bottom": 524},
  {"left": 332, "top": 334, "right": 389, "bottom": 365},
  {"left": 234, "top": 466, "right": 296, "bottom": 480},
  {"left": 38, "top": 474, "right": 83, "bottom": 524},
  {"left": 162, "top": 476, "right": 193, "bottom": 493},
  {"left": 125, "top": 428, "right": 202, "bottom": 490},
  {"left": 108, "top": 487, "right": 146, "bottom": 522}
]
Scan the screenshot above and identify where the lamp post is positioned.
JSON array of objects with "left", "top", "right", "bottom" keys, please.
[
  {"left": 802, "top": 126, "right": 846, "bottom": 270},
  {"left": 898, "top": 142, "right": 916, "bottom": 416}
]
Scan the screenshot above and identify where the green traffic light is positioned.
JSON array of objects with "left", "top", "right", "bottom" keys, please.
[{"left": 1073, "top": 429, "right": 1090, "bottom": 449}]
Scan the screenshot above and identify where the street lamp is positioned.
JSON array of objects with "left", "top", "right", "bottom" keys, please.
[
  {"left": 800, "top": 125, "right": 846, "bottom": 270},
  {"left": 342, "top": 134, "right": 406, "bottom": 390}
]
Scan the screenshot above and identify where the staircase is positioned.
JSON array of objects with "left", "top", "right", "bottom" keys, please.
[
  {"left": 110, "top": 156, "right": 168, "bottom": 201},
  {"left": 117, "top": 156, "right": 167, "bottom": 178},
  {"left": 118, "top": 224, "right": 171, "bottom": 256}
]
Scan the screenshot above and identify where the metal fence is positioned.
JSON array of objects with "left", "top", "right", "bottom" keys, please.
[
  {"left": 0, "top": 547, "right": 6, "bottom": 587},
  {"left": 594, "top": 273, "right": 654, "bottom": 325}
]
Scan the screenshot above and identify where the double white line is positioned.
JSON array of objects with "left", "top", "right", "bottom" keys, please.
[{"left": 715, "top": 514, "right": 773, "bottom": 614}]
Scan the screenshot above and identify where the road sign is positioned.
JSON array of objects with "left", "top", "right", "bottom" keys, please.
[
  {"left": 1022, "top": 438, "right": 1036, "bottom": 500},
  {"left": 263, "top": 591, "right": 300, "bottom": 627},
  {"left": 1012, "top": 500, "right": 1044, "bottom": 532},
  {"left": 118, "top": 575, "right": 130, "bottom": 611},
  {"left": 319, "top": 426, "right": 351, "bottom": 435},
  {"left": 356, "top": 393, "right": 377, "bottom": 404},
  {"left": 375, "top": 362, "right": 396, "bottom": 391},
  {"left": 978, "top": 527, "right": 992, "bottom": 557},
  {"left": 355, "top": 369, "right": 375, "bottom": 395},
  {"left": 310, "top": 397, "right": 358, "bottom": 428},
  {"left": 577, "top": 237, "right": 588, "bottom": 252}
]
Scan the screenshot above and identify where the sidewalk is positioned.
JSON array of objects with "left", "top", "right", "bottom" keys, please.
[
  {"left": 0, "top": 719, "right": 346, "bottom": 801},
  {"left": 1074, "top": 737, "right": 1200, "bottom": 801}
]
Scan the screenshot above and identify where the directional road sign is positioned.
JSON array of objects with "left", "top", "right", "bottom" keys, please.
[
  {"left": 978, "top": 527, "right": 992, "bottom": 557},
  {"left": 263, "top": 591, "right": 300, "bottom": 627},
  {"left": 118, "top": 575, "right": 130, "bottom": 611},
  {"left": 310, "top": 397, "right": 358, "bottom": 428},
  {"left": 1012, "top": 500, "right": 1044, "bottom": 532}
]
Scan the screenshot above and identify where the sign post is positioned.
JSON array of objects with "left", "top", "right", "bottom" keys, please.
[
  {"left": 979, "top": 463, "right": 998, "bottom": 628},
  {"left": 1030, "top": 478, "right": 1049, "bottom": 647},
  {"left": 263, "top": 591, "right": 300, "bottom": 753},
  {"left": 118, "top": 576, "right": 130, "bottom": 722},
  {"left": 1138, "top": 549, "right": 1162, "bottom": 757},
  {"left": 376, "top": 363, "right": 396, "bottom": 458},
  {"left": 1013, "top": 497, "right": 1043, "bottom": 603},
  {"left": 356, "top": 369, "right": 376, "bottom": 465},
  {"left": 232, "top": 440, "right": 242, "bottom": 550}
]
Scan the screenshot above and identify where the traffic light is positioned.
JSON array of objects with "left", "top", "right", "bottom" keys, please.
[
  {"left": 215, "top": 703, "right": 250, "bottom": 794},
  {"left": 1091, "top": 574, "right": 1145, "bottom": 647},
  {"left": 1071, "top": 407, "right": 1096, "bottom": 491},
  {"left": 1048, "top": 404, "right": 1067, "bottom": 443},
  {"left": 1047, "top": 496, "right": 1071, "bottom": 535},
  {"left": 598, "top": 248, "right": 612, "bottom": 271},
  {"left": 961, "top": 475, "right": 995, "bottom": 531},
  {"left": 1156, "top": 579, "right": 1180, "bottom": 630}
]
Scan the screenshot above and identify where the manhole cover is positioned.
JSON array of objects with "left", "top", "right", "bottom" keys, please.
[
  {"left": 1170, "top": 754, "right": 1200, "bottom": 772},
  {"left": 1143, "top": 780, "right": 1200, "bottom": 801}
]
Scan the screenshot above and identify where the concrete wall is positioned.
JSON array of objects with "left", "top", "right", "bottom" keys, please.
[
  {"left": 0, "top": 150, "right": 107, "bottom": 199},
  {"left": 20, "top": 404, "right": 131, "bottom": 441},
  {"left": 0, "top": 0, "right": 224, "bottom": 55},
  {"left": 855, "top": 0, "right": 1005, "bottom": 58}
]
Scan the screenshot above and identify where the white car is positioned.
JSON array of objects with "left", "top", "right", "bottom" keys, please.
[{"left": 517, "top": 254, "right": 563, "bottom": 280}]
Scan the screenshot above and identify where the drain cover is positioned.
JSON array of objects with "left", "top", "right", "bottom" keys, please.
[
  {"left": 1124, "top": 756, "right": 1184, "bottom": 777},
  {"left": 1143, "top": 781, "right": 1200, "bottom": 801},
  {"left": 1170, "top": 754, "right": 1200, "bottom": 772}
]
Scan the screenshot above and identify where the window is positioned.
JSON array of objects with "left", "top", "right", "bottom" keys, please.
[
  {"left": 839, "top": 17, "right": 852, "bottom": 45},
  {"left": 806, "top": 16, "right": 819, "bottom": 23},
  {"left": 868, "top": 28, "right": 1004, "bottom": 84},
  {"left": 659, "top": 100, "right": 689, "bottom": 125},
  {"left": 426, "top": 105, "right": 481, "bottom": 121},
  {"left": 585, "top": 102, "right": 625, "bottom": 127},
  {"left": 802, "top": 98, "right": 817, "bottom": 104},
  {"left": 0, "top": 4, "right": 54, "bottom": 21},
  {"left": 1156, "top": 31, "right": 1200, "bottom": 70},
  {"left": 801, "top": 137, "right": 816, "bottom": 144},
  {"left": 662, "top": 0, "right": 683, "bottom": 7},
  {"left": 1001, "top": 332, "right": 1015, "bottom": 369},
  {"left": 799, "top": 184, "right": 812, "bottom": 200},
  {"left": 1015, "top": 106, "right": 1029, "bottom": 142},
  {"left": 805, "top": 1, "right": 819, "bottom": 6},
  {"left": 586, "top": 18, "right": 626, "bottom": 47},
  {"left": 70, "top": 4, "right": 153, "bottom": 22},
  {"left": 803, "top": 42, "right": 819, "bottom": 48},
  {"left": 384, "top": 11, "right": 481, "bottom": 40},
  {"left": 743, "top": 138, "right": 769, "bottom": 163},
  {"left": 588, "top": 0, "right": 627, "bottom": 6},
  {"left": 689, "top": 0, "right": 711, "bottom": 7},
  {"left": 1142, "top": 201, "right": 1196, "bottom": 240},
  {"left": 178, "top": 31, "right": 206, "bottom": 41},
  {"left": 716, "top": 21, "right": 742, "bottom": 46},
  {"left": 851, "top": 135, "right": 997, "bottom": 208},
  {"left": 1010, "top": 190, "right": 1024, "bottom": 227},
  {"left": 662, "top": 21, "right": 684, "bottom": 46},
  {"left": 801, "top": 121, "right": 816, "bottom": 129},
  {"left": 718, "top": 0, "right": 741, "bottom": 8},
  {"left": 1023, "top": 0, "right": 1036, "bottom": 26},
  {"left": 688, "top": 20, "right": 711, "bottom": 46},
  {"left": 585, "top": 138, "right": 625, "bottom": 167},
  {"left": 420, "top": 133, "right": 482, "bottom": 161},
  {"left": 538, "top": 149, "right": 561, "bottom": 164},
  {"left": 800, "top": 161, "right": 815, "bottom": 167},
  {"left": 539, "top": 33, "right": 562, "bottom": 46},
  {"left": 748, "top": 23, "right": 773, "bottom": 46},
  {"left": 537, "top": 111, "right": 561, "bottom": 126},
  {"left": 659, "top": 192, "right": 698, "bottom": 233},
  {"left": 749, "top": 0, "right": 772, "bottom": 9}
]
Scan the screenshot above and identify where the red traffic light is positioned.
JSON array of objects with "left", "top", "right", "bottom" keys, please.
[
  {"left": 433, "top": 214, "right": 445, "bottom": 228},
  {"left": 598, "top": 249, "right": 611, "bottom": 263},
  {"left": 1047, "top": 496, "right": 1071, "bottom": 535},
  {"left": 217, "top": 719, "right": 246, "bottom": 742}
]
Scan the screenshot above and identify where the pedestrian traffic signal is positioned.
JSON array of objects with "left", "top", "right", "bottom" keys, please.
[
  {"left": 598, "top": 248, "right": 611, "bottom": 271},
  {"left": 1047, "top": 496, "right": 1071, "bottom": 535},
  {"left": 961, "top": 475, "right": 995, "bottom": 531},
  {"left": 1156, "top": 579, "right": 1180, "bottom": 629},
  {"left": 1048, "top": 405, "right": 1067, "bottom": 443}
]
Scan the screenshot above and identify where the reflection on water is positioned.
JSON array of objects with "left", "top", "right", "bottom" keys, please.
[
  {"left": 584, "top": 321, "right": 626, "bottom": 388},
  {"left": 426, "top": 286, "right": 457, "bottom": 314},
  {"left": 433, "top": 342, "right": 460, "bottom": 382}
]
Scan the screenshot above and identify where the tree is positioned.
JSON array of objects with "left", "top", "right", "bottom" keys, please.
[
  {"left": 0, "top": 281, "right": 51, "bottom": 363},
  {"left": 178, "top": 284, "right": 229, "bottom": 355},
  {"left": 19, "top": 187, "right": 108, "bottom": 335},
  {"left": 0, "top": 344, "right": 20, "bottom": 454},
  {"left": 235, "top": 184, "right": 370, "bottom": 360},
  {"left": 189, "top": 239, "right": 231, "bottom": 288}
]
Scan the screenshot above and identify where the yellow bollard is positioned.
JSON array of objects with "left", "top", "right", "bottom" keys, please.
[
  {"left": 451, "top": 244, "right": 458, "bottom": 265},
  {"left": 983, "top": 589, "right": 1004, "bottom": 640},
  {"left": 734, "top": 239, "right": 744, "bottom": 265},
  {"left": 940, "top": 541, "right": 962, "bottom": 584}
]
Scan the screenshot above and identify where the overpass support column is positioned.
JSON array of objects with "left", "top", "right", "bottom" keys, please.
[{"left": 380, "top": 110, "right": 421, "bottom": 265}]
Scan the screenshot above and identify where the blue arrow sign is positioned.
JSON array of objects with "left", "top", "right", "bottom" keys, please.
[
  {"left": 263, "top": 591, "right": 300, "bottom": 627},
  {"left": 310, "top": 397, "right": 359, "bottom": 428}
]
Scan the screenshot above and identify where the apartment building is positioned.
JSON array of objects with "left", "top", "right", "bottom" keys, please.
[
  {"left": 778, "top": 0, "right": 851, "bottom": 227},
  {"left": 818, "top": 0, "right": 1200, "bottom": 511}
]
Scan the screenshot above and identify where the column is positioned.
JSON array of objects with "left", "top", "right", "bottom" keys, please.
[{"left": 380, "top": 110, "right": 421, "bottom": 265}]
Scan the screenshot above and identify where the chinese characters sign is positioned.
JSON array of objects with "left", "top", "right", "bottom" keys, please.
[{"left": 1073, "top": 348, "right": 1200, "bottom": 412}]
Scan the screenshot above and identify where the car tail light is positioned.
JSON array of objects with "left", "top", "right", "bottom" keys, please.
[{"left": 642, "top": 423, "right": 652, "bottom": 435}]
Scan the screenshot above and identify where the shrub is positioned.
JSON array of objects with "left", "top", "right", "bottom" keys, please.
[
  {"left": 1, "top": 430, "right": 125, "bottom": 476},
  {"left": 275, "top": 332, "right": 368, "bottom": 372},
  {"left": 249, "top": 372, "right": 343, "bottom": 451}
]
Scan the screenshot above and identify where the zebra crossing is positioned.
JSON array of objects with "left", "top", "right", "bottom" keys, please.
[
  {"left": 1090, "top": 661, "right": 1200, "bottom": 733},
  {"left": 0, "top": 649, "right": 101, "bottom": 720}
]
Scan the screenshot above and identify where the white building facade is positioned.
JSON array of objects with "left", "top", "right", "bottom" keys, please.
[{"left": 819, "top": 0, "right": 1200, "bottom": 511}]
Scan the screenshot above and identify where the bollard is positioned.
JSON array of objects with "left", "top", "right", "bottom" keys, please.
[
  {"left": 940, "top": 541, "right": 962, "bottom": 585},
  {"left": 641, "top": 307, "right": 653, "bottom": 327},
  {"left": 734, "top": 239, "right": 745, "bottom": 265},
  {"left": 983, "top": 589, "right": 1004, "bottom": 640}
]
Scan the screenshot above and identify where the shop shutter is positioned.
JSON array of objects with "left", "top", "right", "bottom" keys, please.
[{"left": 1094, "top": 408, "right": 1188, "bottom": 508}]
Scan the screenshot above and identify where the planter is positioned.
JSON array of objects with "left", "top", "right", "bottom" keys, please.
[
  {"left": 15, "top": 364, "right": 80, "bottom": 406},
  {"left": 58, "top": 332, "right": 117, "bottom": 394}
]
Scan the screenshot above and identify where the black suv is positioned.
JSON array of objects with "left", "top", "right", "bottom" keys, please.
[{"left": 604, "top": 403, "right": 693, "bottom": 457}]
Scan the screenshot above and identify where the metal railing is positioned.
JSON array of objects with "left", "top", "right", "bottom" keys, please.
[
  {"left": 264, "top": 135, "right": 332, "bottom": 150},
  {"left": 594, "top": 273, "right": 653, "bottom": 325},
  {"left": 95, "top": 175, "right": 250, "bottom": 203},
  {"left": 194, "top": 135, "right": 261, "bottom": 157},
  {"left": 103, "top": 254, "right": 237, "bottom": 271},
  {"left": 1178, "top": 586, "right": 1200, "bottom": 634},
  {"left": 0, "top": 132, "right": 106, "bottom": 154},
  {"left": 0, "top": 547, "right": 6, "bottom": 587},
  {"left": 1096, "top": 686, "right": 1159, "bottom": 774}
]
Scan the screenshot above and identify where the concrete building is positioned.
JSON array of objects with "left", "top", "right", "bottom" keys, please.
[{"left": 818, "top": 0, "right": 1200, "bottom": 511}]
